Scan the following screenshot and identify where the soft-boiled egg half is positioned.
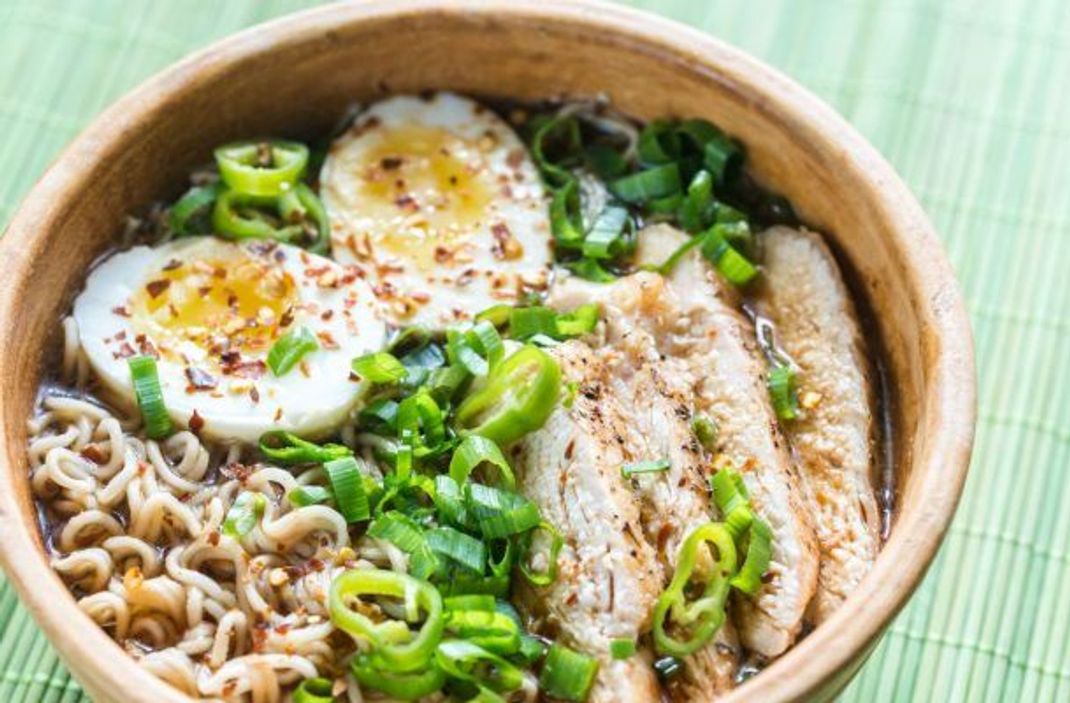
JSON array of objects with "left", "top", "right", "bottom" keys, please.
[
  {"left": 73, "top": 237, "right": 386, "bottom": 443},
  {"left": 322, "top": 92, "right": 553, "bottom": 328}
]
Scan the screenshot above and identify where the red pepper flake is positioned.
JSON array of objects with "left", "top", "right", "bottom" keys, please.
[
  {"left": 134, "top": 334, "right": 158, "bottom": 358},
  {"left": 320, "top": 310, "right": 334, "bottom": 321},
  {"left": 434, "top": 246, "right": 452, "bottom": 264},
  {"left": 188, "top": 410, "right": 205, "bottom": 433},
  {"left": 410, "top": 291, "right": 431, "bottom": 303},
  {"left": 221, "top": 462, "right": 254, "bottom": 482},
  {"left": 112, "top": 342, "right": 136, "bottom": 360},
  {"left": 197, "top": 285, "right": 212, "bottom": 297},
  {"left": 185, "top": 366, "right": 218, "bottom": 391},
  {"left": 249, "top": 387, "right": 260, "bottom": 404},
  {"left": 316, "top": 331, "right": 340, "bottom": 350},
  {"left": 111, "top": 305, "right": 131, "bottom": 318},
  {"left": 380, "top": 156, "right": 403, "bottom": 170},
  {"left": 279, "top": 307, "right": 295, "bottom": 328},
  {"left": 490, "top": 222, "right": 522, "bottom": 260},
  {"left": 207, "top": 530, "right": 220, "bottom": 547},
  {"left": 220, "top": 351, "right": 266, "bottom": 379},
  {"left": 394, "top": 193, "right": 419, "bottom": 212},
  {"left": 273, "top": 407, "right": 283, "bottom": 422},
  {"left": 348, "top": 371, "right": 361, "bottom": 382},
  {"left": 145, "top": 279, "right": 171, "bottom": 299},
  {"left": 113, "top": 330, "right": 127, "bottom": 341},
  {"left": 162, "top": 258, "right": 182, "bottom": 271},
  {"left": 506, "top": 148, "right": 526, "bottom": 169}
]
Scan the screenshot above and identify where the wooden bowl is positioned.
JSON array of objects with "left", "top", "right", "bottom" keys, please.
[{"left": 0, "top": 1, "right": 976, "bottom": 701}]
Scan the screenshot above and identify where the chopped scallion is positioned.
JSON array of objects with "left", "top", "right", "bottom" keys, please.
[
  {"left": 610, "top": 638, "right": 637, "bottom": 659},
  {"left": 128, "top": 355, "right": 173, "bottom": 439},
  {"left": 324, "top": 456, "right": 370, "bottom": 523},
  {"left": 621, "top": 459, "right": 671, "bottom": 478},
  {"left": 539, "top": 643, "right": 599, "bottom": 702},
  {"left": 352, "top": 351, "right": 407, "bottom": 384},
  {"left": 266, "top": 326, "right": 318, "bottom": 377}
]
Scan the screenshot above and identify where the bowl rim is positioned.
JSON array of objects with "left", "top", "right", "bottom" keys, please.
[{"left": 0, "top": 1, "right": 976, "bottom": 701}]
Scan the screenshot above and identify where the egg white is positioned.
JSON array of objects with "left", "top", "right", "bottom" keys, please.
[
  {"left": 322, "top": 92, "right": 553, "bottom": 329},
  {"left": 73, "top": 237, "right": 387, "bottom": 443}
]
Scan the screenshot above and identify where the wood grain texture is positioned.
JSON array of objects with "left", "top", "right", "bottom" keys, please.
[{"left": 0, "top": 1, "right": 976, "bottom": 701}]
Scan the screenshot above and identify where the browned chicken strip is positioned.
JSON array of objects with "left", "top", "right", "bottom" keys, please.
[
  {"left": 550, "top": 224, "right": 819, "bottom": 659},
  {"left": 758, "top": 226, "right": 880, "bottom": 623},
  {"left": 512, "top": 341, "right": 663, "bottom": 703}
]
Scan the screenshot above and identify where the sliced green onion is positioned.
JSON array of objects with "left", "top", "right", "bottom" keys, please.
[
  {"left": 621, "top": 459, "right": 671, "bottom": 478},
  {"left": 539, "top": 643, "right": 599, "bottom": 702},
  {"left": 475, "top": 304, "right": 513, "bottom": 328},
  {"left": 610, "top": 638, "right": 637, "bottom": 660},
  {"left": 449, "top": 435, "right": 516, "bottom": 490},
  {"left": 223, "top": 492, "right": 265, "bottom": 537},
  {"left": 531, "top": 116, "right": 582, "bottom": 188},
  {"left": 351, "top": 654, "right": 445, "bottom": 701},
  {"left": 517, "top": 634, "right": 549, "bottom": 665},
  {"left": 637, "top": 120, "right": 682, "bottom": 166},
  {"left": 266, "top": 326, "right": 318, "bottom": 377},
  {"left": 690, "top": 414, "right": 718, "bottom": 452},
  {"left": 582, "top": 205, "right": 631, "bottom": 260},
  {"left": 549, "top": 179, "right": 586, "bottom": 250},
  {"left": 469, "top": 320, "right": 505, "bottom": 370},
  {"left": 563, "top": 257, "right": 618, "bottom": 282},
  {"left": 466, "top": 484, "right": 542, "bottom": 539},
  {"left": 767, "top": 365, "right": 800, "bottom": 421},
  {"left": 215, "top": 140, "right": 309, "bottom": 197},
  {"left": 330, "top": 568, "right": 444, "bottom": 672},
  {"left": 168, "top": 182, "right": 221, "bottom": 236},
  {"left": 518, "top": 521, "right": 563, "bottom": 587},
  {"left": 352, "top": 351, "right": 407, "bottom": 384},
  {"left": 396, "top": 391, "right": 445, "bottom": 449},
  {"left": 368, "top": 511, "right": 439, "bottom": 579},
  {"left": 293, "top": 677, "right": 334, "bottom": 703},
  {"left": 699, "top": 226, "right": 758, "bottom": 286},
  {"left": 585, "top": 142, "right": 629, "bottom": 179},
  {"left": 678, "top": 169, "right": 714, "bottom": 233},
  {"left": 509, "top": 306, "right": 558, "bottom": 341},
  {"left": 455, "top": 345, "right": 561, "bottom": 447},
  {"left": 444, "top": 609, "right": 521, "bottom": 655},
  {"left": 711, "top": 467, "right": 750, "bottom": 518},
  {"left": 359, "top": 398, "right": 399, "bottom": 434},
  {"left": 730, "top": 515, "right": 773, "bottom": 595},
  {"left": 426, "top": 526, "right": 486, "bottom": 574},
  {"left": 554, "top": 303, "right": 600, "bottom": 338},
  {"left": 609, "top": 163, "right": 681, "bottom": 204},
  {"left": 435, "top": 639, "right": 524, "bottom": 693},
  {"left": 128, "top": 355, "right": 173, "bottom": 439},
  {"left": 426, "top": 364, "right": 471, "bottom": 404},
  {"left": 433, "top": 475, "right": 468, "bottom": 528},
  {"left": 288, "top": 484, "right": 332, "bottom": 507},
  {"left": 324, "top": 456, "right": 370, "bottom": 523},
  {"left": 259, "top": 430, "right": 351, "bottom": 465},
  {"left": 653, "top": 522, "right": 737, "bottom": 657}
]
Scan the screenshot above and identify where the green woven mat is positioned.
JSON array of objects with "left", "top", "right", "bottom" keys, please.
[{"left": 1, "top": 1, "right": 1067, "bottom": 701}]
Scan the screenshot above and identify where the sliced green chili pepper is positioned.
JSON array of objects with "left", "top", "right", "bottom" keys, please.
[
  {"left": 653, "top": 522, "right": 738, "bottom": 657},
  {"left": 329, "top": 568, "right": 445, "bottom": 672},
  {"left": 168, "top": 182, "right": 222, "bottom": 236},
  {"left": 212, "top": 188, "right": 305, "bottom": 242},
  {"left": 351, "top": 654, "right": 445, "bottom": 701},
  {"left": 215, "top": 140, "right": 309, "bottom": 197},
  {"left": 517, "top": 520, "right": 563, "bottom": 587},
  {"left": 278, "top": 183, "right": 331, "bottom": 255},
  {"left": 258, "top": 430, "right": 351, "bottom": 465},
  {"left": 454, "top": 345, "right": 561, "bottom": 446}
]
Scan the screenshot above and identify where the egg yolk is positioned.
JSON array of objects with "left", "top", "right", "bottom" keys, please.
[
  {"left": 356, "top": 125, "right": 493, "bottom": 268},
  {"left": 131, "top": 256, "right": 297, "bottom": 357}
]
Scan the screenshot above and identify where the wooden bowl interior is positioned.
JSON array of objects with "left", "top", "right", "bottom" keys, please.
[{"left": 0, "top": 3, "right": 973, "bottom": 702}]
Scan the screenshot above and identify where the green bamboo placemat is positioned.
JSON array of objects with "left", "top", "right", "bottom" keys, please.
[{"left": 1, "top": 1, "right": 1067, "bottom": 701}]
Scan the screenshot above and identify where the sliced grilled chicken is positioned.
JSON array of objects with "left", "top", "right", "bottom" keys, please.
[
  {"left": 512, "top": 341, "right": 663, "bottom": 702},
  {"left": 551, "top": 224, "right": 819, "bottom": 658},
  {"left": 757, "top": 226, "right": 880, "bottom": 623}
]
